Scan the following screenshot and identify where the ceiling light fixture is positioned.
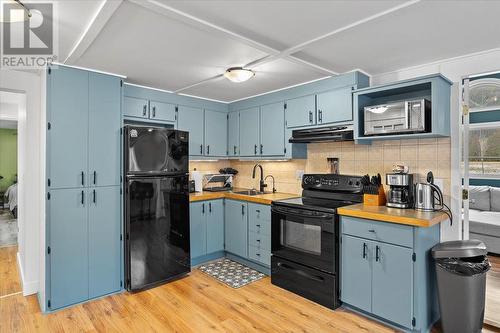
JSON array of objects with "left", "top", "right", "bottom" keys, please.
[
  {"left": 0, "top": 0, "right": 32, "bottom": 23},
  {"left": 224, "top": 67, "right": 255, "bottom": 83}
]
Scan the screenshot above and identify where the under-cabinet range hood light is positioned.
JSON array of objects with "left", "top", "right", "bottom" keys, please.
[{"left": 224, "top": 67, "right": 255, "bottom": 83}]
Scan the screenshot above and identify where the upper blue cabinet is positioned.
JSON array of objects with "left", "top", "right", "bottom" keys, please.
[
  {"left": 353, "top": 74, "right": 452, "bottom": 142},
  {"left": 286, "top": 95, "right": 316, "bottom": 127},
  {"left": 177, "top": 105, "right": 204, "bottom": 156},
  {"left": 150, "top": 100, "right": 176, "bottom": 122},
  {"left": 204, "top": 110, "right": 227, "bottom": 157}
]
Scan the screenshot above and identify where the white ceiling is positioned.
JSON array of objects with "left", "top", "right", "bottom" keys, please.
[{"left": 49, "top": 0, "right": 500, "bottom": 102}]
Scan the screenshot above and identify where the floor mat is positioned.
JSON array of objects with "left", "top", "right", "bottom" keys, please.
[
  {"left": 0, "top": 209, "right": 17, "bottom": 247},
  {"left": 198, "top": 258, "right": 266, "bottom": 288}
]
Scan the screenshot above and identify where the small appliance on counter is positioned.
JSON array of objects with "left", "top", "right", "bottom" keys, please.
[
  {"left": 364, "top": 98, "right": 431, "bottom": 136},
  {"left": 386, "top": 173, "right": 414, "bottom": 208},
  {"left": 415, "top": 171, "right": 444, "bottom": 211},
  {"left": 202, "top": 174, "right": 233, "bottom": 192}
]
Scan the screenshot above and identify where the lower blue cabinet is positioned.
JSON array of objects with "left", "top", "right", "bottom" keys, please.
[
  {"left": 47, "top": 186, "right": 121, "bottom": 310},
  {"left": 190, "top": 200, "right": 224, "bottom": 262},
  {"left": 340, "top": 216, "right": 440, "bottom": 332},
  {"left": 224, "top": 200, "right": 248, "bottom": 258}
]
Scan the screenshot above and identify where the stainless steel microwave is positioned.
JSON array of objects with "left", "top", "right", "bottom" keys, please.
[{"left": 363, "top": 99, "right": 431, "bottom": 136}]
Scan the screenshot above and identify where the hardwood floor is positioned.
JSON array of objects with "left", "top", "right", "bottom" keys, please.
[
  {"left": 1, "top": 245, "right": 500, "bottom": 333},
  {"left": 0, "top": 246, "right": 22, "bottom": 297}
]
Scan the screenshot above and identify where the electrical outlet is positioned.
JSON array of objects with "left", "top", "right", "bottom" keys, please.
[{"left": 296, "top": 170, "right": 304, "bottom": 180}]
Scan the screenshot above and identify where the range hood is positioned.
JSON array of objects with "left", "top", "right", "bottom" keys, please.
[{"left": 289, "top": 126, "right": 354, "bottom": 143}]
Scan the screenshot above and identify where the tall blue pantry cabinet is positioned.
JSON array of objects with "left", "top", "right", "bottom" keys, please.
[{"left": 45, "top": 66, "right": 122, "bottom": 311}]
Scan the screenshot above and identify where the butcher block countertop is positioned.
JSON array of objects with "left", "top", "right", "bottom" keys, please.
[
  {"left": 337, "top": 203, "right": 449, "bottom": 227},
  {"left": 189, "top": 190, "right": 299, "bottom": 205}
]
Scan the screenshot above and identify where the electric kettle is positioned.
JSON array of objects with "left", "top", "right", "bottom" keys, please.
[{"left": 415, "top": 171, "right": 444, "bottom": 211}]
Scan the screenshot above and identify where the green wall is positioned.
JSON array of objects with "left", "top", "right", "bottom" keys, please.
[{"left": 0, "top": 128, "right": 17, "bottom": 192}]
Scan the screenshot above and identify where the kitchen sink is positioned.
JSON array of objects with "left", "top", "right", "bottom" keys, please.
[{"left": 233, "top": 189, "right": 265, "bottom": 196}]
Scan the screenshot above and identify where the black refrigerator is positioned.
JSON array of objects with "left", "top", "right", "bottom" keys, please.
[{"left": 124, "top": 125, "right": 190, "bottom": 291}]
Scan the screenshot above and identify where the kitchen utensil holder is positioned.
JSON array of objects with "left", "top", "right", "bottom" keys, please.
[{"left": 363, "top": 186, "right": 386, "bottom": 206}]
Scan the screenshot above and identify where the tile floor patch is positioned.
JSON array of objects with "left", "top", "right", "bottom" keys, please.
[{"left": 198, "top": 258, "right": 265, "bottom": 288}]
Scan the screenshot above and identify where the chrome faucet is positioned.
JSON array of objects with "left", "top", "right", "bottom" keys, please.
[{"left": 252, "top": 164, "right": 267, "bottom": 193}]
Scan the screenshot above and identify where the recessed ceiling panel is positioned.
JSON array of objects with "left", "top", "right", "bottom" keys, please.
[
  {"left": 163, "top": 0, "right": 406, "bottom": 50},
  {"left": 181, "top": 58, "right": 328, "bottom": 102},
  {"left": 75, "top": 1, "right": 268, "bottom": 91},
  {"left": 294, "top": 1, "right": 500, "bottom": 74},
  {"left": 53, "top": 0, "right": 105, "bottom": 61}
]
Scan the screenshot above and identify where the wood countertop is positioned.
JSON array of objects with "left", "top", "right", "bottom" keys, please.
[
  {"left": 189, "top": 191, "right": 299, "bottom": 205},
  {"left": 337, "top": 203, "right": 449, "bottom": 227}
]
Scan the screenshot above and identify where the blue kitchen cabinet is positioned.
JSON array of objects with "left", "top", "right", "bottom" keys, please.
[
  {"left": 340, "top": 216, "right": 440, "bottom": 332},
  {"left": 247, "top": 203, "right": 271, "bottom": 267},
  {"left": 47, "top": 188, "right": 89, "bottom": 310},
  {"left": 47, "top": 66, "right": 88, "bottom": 189},
  {"left": 224, "top": 200, "right": 248, "bottom": 258},
  {"left": 340, "top": 235, "right": 373, "bottom": 313},
  {"left": 206, "top": 200, "right": 224, "bottom": 253},
  {"left": 285, "top": 94, "right": 316, "bottom": 128},
  {"left": 239, "top": 107, "right": 260, "bottom": 156},
  {"left": 88, "top": 72, "right": 121, "bottom": 187},
  {"left": 177, "top": 105, "right": 204, "bottom": 156},
  {"left": 88, "top": 186, "right": 121, "bottom": 299},
  {"left": 150, "top": 100, "right": 176, "bottom": 122},
  {"left": 123, "top": 96, "right": 149, "bottom": 119},
  {"left": 372, "top": 241, "right": 413, "bottom": 328},
  {"left": 228, "top": 111, "right": 239, "bottom": 156},
  {"left": 316, "top": 87, "right": 353, "bottom": 125},
  {"left": 190, "top": 201, "right": 207, "bottom": 259},
  {"left": 260, "top": 102, "right": 285, "bottom": 156},
  {"left": 204, "top": 110, "right": 227, "bottom": 157}
]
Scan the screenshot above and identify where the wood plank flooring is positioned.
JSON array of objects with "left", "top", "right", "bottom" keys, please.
[
  {"left": 0, "top": 246, "right": 22, "bottom": 297},
  {"left": 486, "top": 255, "right": 500, "bottom": 328},
  {"left": 1, "top": 246, "right": 500, "bottom": 333}
]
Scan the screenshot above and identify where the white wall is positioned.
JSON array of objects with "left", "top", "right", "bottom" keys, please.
[
  {"left": 372, "top": 47, "right": 500, "bottom": 241},
  {"left": 0, "top": 69, "right": 43, "bottom": 295}
]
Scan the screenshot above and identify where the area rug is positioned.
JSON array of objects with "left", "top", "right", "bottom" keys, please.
[
  {"left": 0, "top": 209, "right": 17, "bottom": 247},
  {"left": 198, "top": 258, "right": 266, "bottom": 288}
]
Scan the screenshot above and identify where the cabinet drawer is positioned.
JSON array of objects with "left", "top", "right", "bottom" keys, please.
[
  {"left": 248, "top": 203, "right": 271, "bottom": 221},
  {"left": 249, "top": 217, "right": 271, "bottom": 235},
  {"left": 341, "top": 216, "right": 414, "bottom": 248},
  {"left": 249, "top": 231, "right": 271, "bottom": 251},
  {"left": 249, "top": 245, "right": 271, "bottom": 266}
]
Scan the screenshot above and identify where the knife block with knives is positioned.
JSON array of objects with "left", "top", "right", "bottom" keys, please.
[{"left": 361, "top": 174, "right": 386, "bottom": 206}]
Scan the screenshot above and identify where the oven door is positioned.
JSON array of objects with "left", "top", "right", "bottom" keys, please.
[{"left": 271, "top": 205, "right": 337, "bottom": 274}]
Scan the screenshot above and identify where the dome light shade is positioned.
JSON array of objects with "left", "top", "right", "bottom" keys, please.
[{"left": 224, "top": 67, "right": 255, "bottom": 83}]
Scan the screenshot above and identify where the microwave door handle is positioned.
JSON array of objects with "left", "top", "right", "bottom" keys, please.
[{"left": 405, "top": 101, "right": 410, "bottom": 130}]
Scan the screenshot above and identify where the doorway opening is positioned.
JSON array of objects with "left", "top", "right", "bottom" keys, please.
[
  {"left": 0, "top": 90, "right": 23, "bottom": 298},
  {"left": 462, "top": 72, "right": 500, "bottom": 328}
]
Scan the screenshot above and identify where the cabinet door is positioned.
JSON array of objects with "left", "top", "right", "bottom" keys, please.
[
  {"left": 260, "top": 102, "right": 285, "bottom": 156},
  {"left": 204, "top": 110, "right": 227, "bottom": 157},
  {"left": 190, "top": 202, "right": 206, "bottom": 258},
  {"left": 224, "top": 200, "right": 248, "bottom": 258},
  {"left": 88, "top": 186, "right": 121, "bottom": 298},
  {"left": 285, "top": 95, "right": 316, "bottom": 128},
  {"left": 123, "top": 96, "right": 149, "bottom": 118},
  {"left": 177, "top": 106, "right": 204, "bottom": 156},
  {"left": 316, "top": 87, "right": 353, "bottom": 125},
  {"left": 206, "top": 200, "right": 224, "bottom": 254},
  {"left": 372, "top": 242, "right": 414, "bottom": 328},
  {"left": 88, "top": 73, "right": 121, "bottom": 187},
  {"left": 228, "top": 111, "right": 239, "bottom": 156},
  {"left": 239, "top": 107, "right": 260, "bottom": 156},
  {"left": 340, "top": 235, "right": 373, "bottom": 312},
  {"left": 150, "top": 100, "right": 176, "bottom": 122},
  {"left": 48, "top": 188, "right": 88, "bottom": 310},
  {"left": 47, "top": 66, "right": 88, "bottom": 189}
]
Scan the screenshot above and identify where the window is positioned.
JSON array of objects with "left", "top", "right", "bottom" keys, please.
[
  {"left": 469, "top": 78, "right": 500, "bottom": 111},
  {"left": 469, "top": 124, "right": 500, "bottom": 177}
]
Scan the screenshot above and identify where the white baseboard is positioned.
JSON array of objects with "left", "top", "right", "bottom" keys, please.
[{"left": 16, "top": 251, "right": 38, "bottom": 296}]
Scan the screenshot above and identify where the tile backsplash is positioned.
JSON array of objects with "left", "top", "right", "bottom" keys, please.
[{"left": 190, "top": 137, "right": 451, "bottom": 197}]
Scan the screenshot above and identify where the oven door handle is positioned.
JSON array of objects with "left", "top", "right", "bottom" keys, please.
[
  {"left": 271, "top": 206, "right": 334, "bottom": 220},
  {"left": 277, "top": 262, "right": 325, "bottom": 282}
]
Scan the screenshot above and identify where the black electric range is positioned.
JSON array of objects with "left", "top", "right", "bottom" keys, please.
[{"left": 271, "top": 174, "right": 363, "bottom": 309}]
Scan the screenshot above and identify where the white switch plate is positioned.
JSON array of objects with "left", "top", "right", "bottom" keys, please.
[{"left": 296, "top": 170, "right": 304, "bottom": 180}]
